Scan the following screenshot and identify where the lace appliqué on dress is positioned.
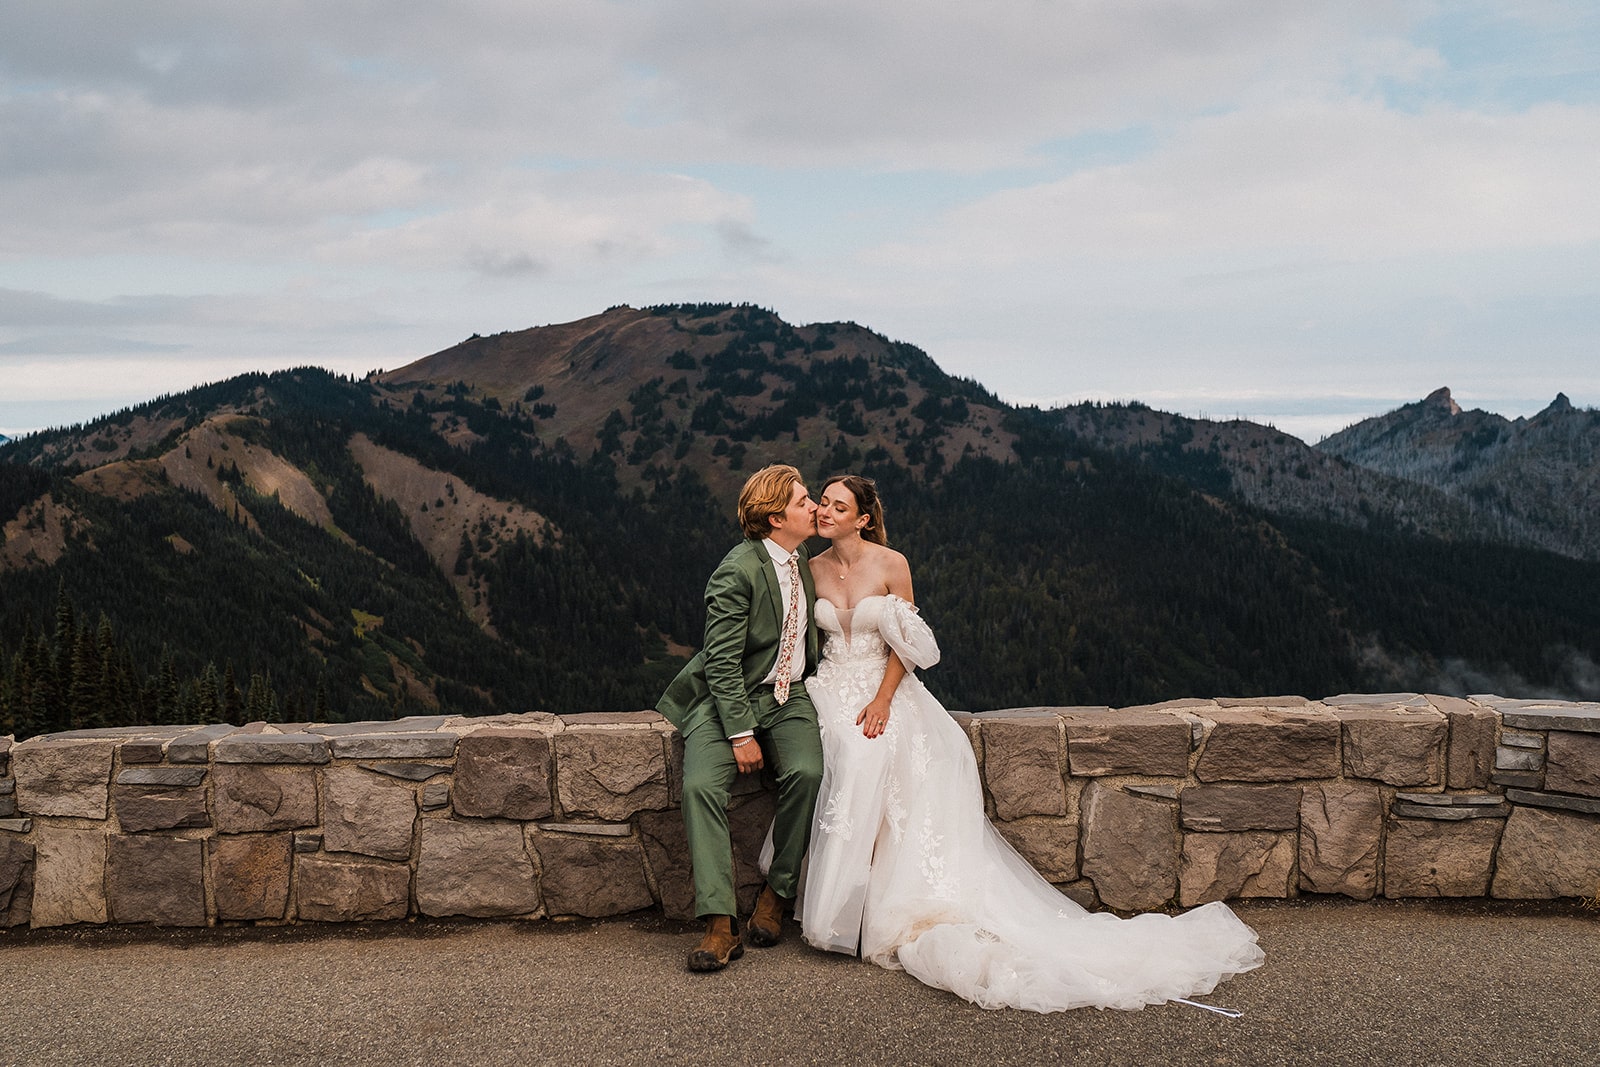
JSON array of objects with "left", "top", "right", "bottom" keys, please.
[{"left": 818, "top": 790, "right": 855, "bottom": 841}]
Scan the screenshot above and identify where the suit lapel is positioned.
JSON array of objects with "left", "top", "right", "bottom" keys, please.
[
  {"left": 752, "top": 540, "right": 784, "bottom": 638},
  {"left": 798, "top": 551, "right": 820, "bottom": 665}
]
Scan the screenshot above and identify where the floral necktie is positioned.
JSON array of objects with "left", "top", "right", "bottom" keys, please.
[{"left": 773, "top": 555, "right": 801, "bottom": 704}]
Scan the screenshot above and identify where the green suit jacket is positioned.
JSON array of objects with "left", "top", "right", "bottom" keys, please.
[{"left": 657, "top": 538, "right": 820, "bottom": 739}]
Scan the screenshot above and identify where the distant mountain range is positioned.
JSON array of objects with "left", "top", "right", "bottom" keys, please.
[
  {"left": 2, "top": 303, "right": 1597, "bottom": 738},
  {"left": 1318, "top": 387, "right": 1599, "bottom": 560}
]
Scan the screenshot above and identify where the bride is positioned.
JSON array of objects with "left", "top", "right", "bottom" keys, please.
[{"left": 796, "top": 473, "right": 1264, "bottom": 1013}]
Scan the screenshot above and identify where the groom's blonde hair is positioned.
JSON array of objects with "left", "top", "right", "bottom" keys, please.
[{"left": 737, "top": 464, "right": 803, "bottom": 539}]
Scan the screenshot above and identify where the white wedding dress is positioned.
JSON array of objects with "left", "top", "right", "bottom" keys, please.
[{"left": 796, "top": 594, "right": 1264, "bottom": 1013}]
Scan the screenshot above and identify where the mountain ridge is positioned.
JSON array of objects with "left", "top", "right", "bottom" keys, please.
[
  {"left": 3, "top": 303, "right": 1597, "bottom": 739},
  {"left": 1317, "top": 386, "right": 1600, "bottom": 559}
]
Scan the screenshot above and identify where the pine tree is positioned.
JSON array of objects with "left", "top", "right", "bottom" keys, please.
[
  {"left": 48, "top": 583, "right": 74, "bottom": 729},
  {"left": 156, "top": 651, "right": 181, "bottom": 725},
  {"left": 197, "top": 663, "right": 221, "bottom": 723},
  {"left": 69, "top": 622, "right": 104, "bottom": 729},
  {"left": 223, "top": 663, "right": 245, "bottom": 725}
]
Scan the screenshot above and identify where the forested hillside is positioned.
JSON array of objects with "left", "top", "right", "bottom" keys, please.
[
  {"left": 1317, "top": 387, "right": 1600, "bottom": 560},
  {"left": 3, "top": 303, "right": 1597, "bottom": 739}
]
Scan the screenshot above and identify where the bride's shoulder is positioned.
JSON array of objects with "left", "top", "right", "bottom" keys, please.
[{"left": 867, "top": 543, "right": 911, "bottom": 574}]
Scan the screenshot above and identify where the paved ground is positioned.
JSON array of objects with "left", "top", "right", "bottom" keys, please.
[{"left": 3, "top": 898, "right": 1598, "bottom": 1066}]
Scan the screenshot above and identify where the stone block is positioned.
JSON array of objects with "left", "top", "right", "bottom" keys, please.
[
  {"left": 1383, "top": 818, "right": 1501, "bottom": 897},
  {"left": 167, "top": 723, "right": 238, "bottom": 763},
  {"left": 637, "top": 809, "right": 695, "bottom": 921},
  {"left": 212, "top": 764, "right": 319, "bottom": 832},
  {"left": 1194, "top": 708, "right": 1340, "bottom": 782},
  {"left": 1544, "top": 732, "right": 1600, "bottom": 798},
  {"left": 1504, "top": 788, "right": 1600, "bottom": 816},
  {"left": 0, "top": 818, "right": 31, "bottom": 832},
  {"left": 1492, "top": 771, "right": 1543, "bottom": 789},
  {"left": 1434, "top": 698, "right": 1496, "bottom": 790},
  {"left": 1079, "top": 781, "right": 1177, "bottom": 911},
  {"left": 452, "top": 729, "right": 554, "bottom": 820},
  {"left": 31, "top": 827, "right": 108, "bottom": 927},
  {"left": 11, "top": 739, "right": 116, "bottom": 818},
  {"left": 1060, "top": 709, "right": 1190, "bottom": 777},
  {"left": 310, "top": 716, "right": 451, "bottom": 735},
  {"left": 0, "top": 795, "right": 13, "bottom": 817},
  {"left": 0, "top": 734, "right": 9, "bottom": 774},
  {"left": 1179, "top": 831, "right": 1296, "bottom": 905},
  {"left": 554, "top": 727, "right": 671, "bottom": 821},
  {"left": 1337, "top": 707, "right": 1447, "bottom": 786},
  {"left": 328, "top": 733, "right": 459, "bottom": 760},
  {"left": 0, "top": 836, "right": 34, "bottom": 927},
  {"left": 294, "top": 832, "right": 323, "bottom": 853},
  {"left": 1328, "top": 693, "right": 1430, "bottom": 707},
  {"left": 1500, "top": 729, "right": 1545, "bottom": 749},
  {"left": 1495, "top": 746, "right": 1543, "bottom": 772},
  {"left": 117, "top": 767, "right": 207, "bottom": 787},
  {"left": 118, "top": 739, "right": 167, "bottom": 764},
  {"left": 106, "top": 835, "right": 206, "bottom": 926},
  {"left": 995, "top": 816, "right": 1079, "bottom": 882},
  {"left": 295, "top": 855, "right": 411, "bottom": 922},
  {"left": 1180, "top": 783, "right": 1301, "bottom": 832},
  {"left": 213, "top": 733, "right": 330, "bottom": 765},
  {"left": 322, "top": 765, "right": 417, "bottom": 862},
  {"left": 417, "top": 819, "right": 541, "bottom": 918},
  {"left": 209, "top": 834, "right": 292, "bottom": 921},
  {"left": 1215, "top": 696, "right": 1309, "bottom": 708},
  {"left": 1299, "top": 780, "right": 1382, "bottom": 900},
  {"left": 980, "top": 716, "right": 1066, "bottom": 819},
  {"left": 529, "top": 826, "right": 654, "bottom": 918},
  {"left": 1492, "top": 806, "right": 1600, "bottom": 899},
  {"left": 421, "top": 781, "right": 450, "bottom": 810},
  {"left": 560, "top": 711, "right": 665, "bottom": 725},
  {"left": 664, "top": 729, "right": 685, "bottom": 806},
  {"left": 358, "top": 762, "right": 451, "bottom": 782},
  {"left": 1390, "top": 800, "right": 1510, "bottom": 820},
  {"left": 1499, "top": 704, "right": 1600, "bottom": 734},
  {"left": 537, "top": 821, "right": 632, "bottom": 836},
  {"left": 114, "top": 784, "right": 210, "bottom": 832}
]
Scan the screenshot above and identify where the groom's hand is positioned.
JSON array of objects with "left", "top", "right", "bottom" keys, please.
[{"left": 732, "top": 735, "right": 765, "bottom": 773}]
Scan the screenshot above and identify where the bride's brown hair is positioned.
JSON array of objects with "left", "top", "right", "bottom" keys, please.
[{"left": 822, "top": 474, "right": 888, "bottom": 547}]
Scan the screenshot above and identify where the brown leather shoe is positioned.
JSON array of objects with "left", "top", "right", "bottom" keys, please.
[
  {"left": 686, "top": 915, "right": 744, "bottom": 972},
  {"left": 745, "top": 883, "right": 790, "bottom": 948}
]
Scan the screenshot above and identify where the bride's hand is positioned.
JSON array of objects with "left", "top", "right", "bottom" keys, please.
[{"left": 856, "top": 698, "right": 891, "bottom": 739}]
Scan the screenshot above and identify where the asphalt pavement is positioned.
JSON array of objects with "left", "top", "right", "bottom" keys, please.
[{"left": 3, "top": 898, "right": 1597, "bottom": 1066}]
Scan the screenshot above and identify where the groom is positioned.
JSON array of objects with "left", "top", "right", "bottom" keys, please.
[{"left": 657, "top": 464, "right": 825, "bottom": 972}]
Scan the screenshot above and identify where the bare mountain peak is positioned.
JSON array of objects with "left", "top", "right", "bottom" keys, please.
[
  {"left": 1423, "top": 387, "right": 1461, "bottom": 415},
  {"left": 1540, "top": 392, "right": 1573, "bottom": 417}
]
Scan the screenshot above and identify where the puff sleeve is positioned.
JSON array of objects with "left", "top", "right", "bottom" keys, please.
[{"left": 878, "top": 594, "right": 940, "bottom": 670}]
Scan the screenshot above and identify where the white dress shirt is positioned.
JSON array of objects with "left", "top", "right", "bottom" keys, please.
[{"left": 732, "top": 539, "right": 807, "bottom": 741}]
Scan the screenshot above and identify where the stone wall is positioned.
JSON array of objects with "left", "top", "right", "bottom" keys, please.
[{"left": 2, "top": 694, "right": 1598, "bottom": 929}]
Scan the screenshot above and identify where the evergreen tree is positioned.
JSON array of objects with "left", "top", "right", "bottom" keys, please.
[
  {"left": 68, "top": 622, "right": 104, "bottom": 729},
  {"left": 223, "top": 663, "right": 245, "bottom": 725},
  {"left": 197, "top": 663, "right": 221, "bottom": 723},
  {"left": 156, "top": 651, "right": 181, "bottom": 725}
]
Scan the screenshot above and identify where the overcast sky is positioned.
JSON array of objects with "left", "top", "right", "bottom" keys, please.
[{"left": 2, "top": 2, "right": 1596, "bottom": 443}]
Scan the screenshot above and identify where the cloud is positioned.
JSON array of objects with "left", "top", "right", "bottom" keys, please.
[
  {"left": 872, "top": 100, "right": 1600, "bottom": 269},
  {"left": 2, "top": 2, "right": 1597, "bottom": 436},
  {"left": 0, "top": 333, "right": 188, "bottom": 355}
]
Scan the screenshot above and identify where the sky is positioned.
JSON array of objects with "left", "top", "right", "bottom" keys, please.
[{"left": 2, "top": 2, "right": 1597, "bottom": 444}]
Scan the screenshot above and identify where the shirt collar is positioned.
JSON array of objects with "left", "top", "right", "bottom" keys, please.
[{"left": 761, "top": 538, "right": 796, "bottom": 567}]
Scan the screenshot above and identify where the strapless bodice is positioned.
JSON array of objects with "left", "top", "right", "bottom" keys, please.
[{"left": 815, "top": 595, "right": 892, "bottom": 665}]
